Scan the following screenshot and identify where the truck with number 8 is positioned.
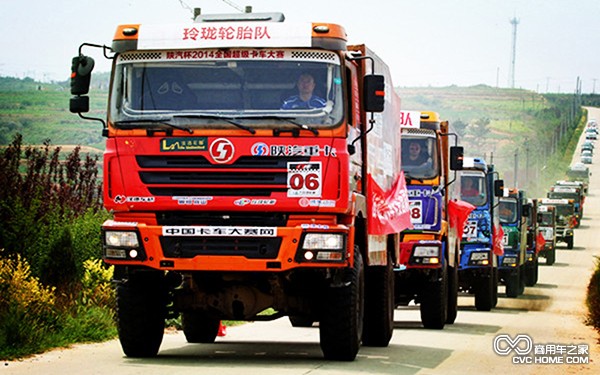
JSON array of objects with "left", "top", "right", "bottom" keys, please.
[
  {"left": 68, "top": 11, "right": 410, "bottom": 361},
  {"left": 394, "top": 111, "right": 463, "bottom": 329}
]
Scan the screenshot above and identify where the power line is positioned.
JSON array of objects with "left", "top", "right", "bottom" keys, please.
[
  {"left": 176, "top": 0, "right": 245, "bottom": 16},
  {"left": 220, "top": 0, "right": 245, "bottom": 12}
]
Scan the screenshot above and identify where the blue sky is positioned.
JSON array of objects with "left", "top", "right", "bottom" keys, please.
[{"left": 2, "top": 0, "right": 599, "bottom": 93}]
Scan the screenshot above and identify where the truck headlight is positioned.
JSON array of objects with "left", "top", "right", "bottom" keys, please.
[
  {"left": 411, "top": 245, "right": 441, "bottom": 265},
  {"left": 103, "top": 231, "right": 145, "bottom": 260},
  {"left": 413, "top": 246, "right": 439, "bottom": 257},
  {"left": 502, "top": 256, "right": 517, "bottom": 267},
  {"left": 105, "top": 231, "right": 139, "bottom": 247},
  {"left": 302, "top": 233, "right": 344, "bottom": 250},
  {"left": 297, "top": 233, "right": 346, "bottom": 263},
  {"left": 469, "top": 251, "right": 490, "bottom": 265}
]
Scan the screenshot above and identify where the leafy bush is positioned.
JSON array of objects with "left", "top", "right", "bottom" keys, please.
[
  {"left": 586, "top": 258, "right": 600, "bottom": 333},
  {"left": 79, "top": 258, "right": 115, "bottom": 309},
  {"left": 0, "top": 254, "right": 60, "bottom": 359},
  {"left": 0, "top": 133, "right": 115, "bottom": 359}
]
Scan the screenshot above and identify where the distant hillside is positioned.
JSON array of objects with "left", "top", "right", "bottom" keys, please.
[
  {"left": 0, "top": 75, "right": 108, "bottom": 149},
  {"left": 0, "top": 76, "right": 593, "bottom": 196},
  {"left": 397, "top": 85, "right": 589, "bottom": 196}
]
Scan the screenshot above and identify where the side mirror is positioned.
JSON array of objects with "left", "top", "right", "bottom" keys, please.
[
  {"left": 494, "top": 179, "right": 504, "bottom": 197},
  {"left": 449, "top": 146, "right": 464, "bottom": 170},
  {"left": 70, "top": 55, "right": 95, "bottom": 96},
  {"left": 522, "top": 204, "right": 531, "bottom": 217},
  {"left": 70, "top": 96, "right": 89, "bottom": 114},
  {"left": 526, "top": 231, "right": 534, "bottom": 248},
  {"left": 363, "top": 75, "right": 385, "bottom": 113}
]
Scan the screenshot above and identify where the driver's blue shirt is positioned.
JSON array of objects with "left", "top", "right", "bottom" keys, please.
[{"left": 281, "top": 95, "right": 326, "bottom": 109}]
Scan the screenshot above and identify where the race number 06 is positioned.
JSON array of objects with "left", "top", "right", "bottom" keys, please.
[{"left": 287, "top": 162, "right": 322, "bottom": 197}]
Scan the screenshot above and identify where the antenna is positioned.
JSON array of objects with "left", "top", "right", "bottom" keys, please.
[{"left": 508, "top": 17, "right": 519, "bottom": 88}]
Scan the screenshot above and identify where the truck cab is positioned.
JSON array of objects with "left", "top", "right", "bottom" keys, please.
[
  {"left": 394, "top": 111, "right": 462, "bottom": 328},
  {"left": 497, "top": 188, "right": 528, "bottom": 298},
  {"left": 457, "top": 157, "right": 504, "bottom": 311},
  {"left": 537, "top": 204, "right": 557, "bottom": 265},
  {"left": 539, "top": 198, "right": 575, "bottom": 249},
  {"left": 547, "top": 184, "right": 583, "bottom": 228},
  {"left": 69, "top": 11, "right": 405, "bottom": 361}
]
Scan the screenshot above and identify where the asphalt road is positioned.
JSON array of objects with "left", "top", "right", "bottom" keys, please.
[{"left": 3, "top": 109, "right": 600, "bottom": 375}]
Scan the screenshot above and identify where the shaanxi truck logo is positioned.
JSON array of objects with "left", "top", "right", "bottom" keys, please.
[
  {"left": 493, "top": 334, "right": 533, "bottom": 356},
  {"left": 210, "top": 138, "right": 235, "bottom": 164}
]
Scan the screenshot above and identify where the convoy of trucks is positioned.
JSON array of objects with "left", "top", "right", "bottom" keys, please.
[{"left": 66, "top": 8, "right": 592, "bottom": 362}]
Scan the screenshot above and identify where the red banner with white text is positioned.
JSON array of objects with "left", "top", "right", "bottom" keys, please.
[
  {"left": 367, "top": 172, "right": 413, "bottom": 235},
  {"left": 448, "top": 200, "right": 476, "bottom": 241}
]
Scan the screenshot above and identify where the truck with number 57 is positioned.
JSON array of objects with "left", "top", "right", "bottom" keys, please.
[
  {"left": 457, "top": 157, "right": 504, "bottom": 311},
  {"left": 68, "top": 11, "right": 410, "bottom": 361}
]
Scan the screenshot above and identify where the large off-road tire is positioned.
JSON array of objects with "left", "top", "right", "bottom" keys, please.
[
  {"left": 445, "top": 265, "right": 458, "bottom": 324},
  {"left": 492, "top": 267, "right": 499, "bottom": 308},
  {"left": 505, "top": 269, "right": 520, "bottom": 298},
  {"left": 525, "top": 258, "right": 538, "bottom": 287},
  {"left": 420, "top": 265, "right": 448, "bottom": 329},
  {"left": 116, "top": 270, "right": 167, "bottom": 358},
  {"left": 362, "top": 260, "right": 394, "bottom": 347},
  {"left": 319, "top": 250, "right": 364, "bottom": 361},
  {"left": 182, "top": 312, "right": 220, "bottom": 343},
  {"left": 474, "top": 269, "right": 494, "bottom": 311},
  {"left": 518, "top": 265, "right": 526, "bottom": 295},
  {"left": 546, "top": 247, "right": 556, "bottom": 265}
]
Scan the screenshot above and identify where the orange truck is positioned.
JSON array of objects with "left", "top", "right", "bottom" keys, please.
[
  {"left": 394, "top": 111, "right": 464, "bottom": 329},
  {"left": 69, "top": 11, "right": 409, "bottom": 361}
]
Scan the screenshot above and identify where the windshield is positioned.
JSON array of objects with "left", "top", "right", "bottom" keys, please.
[
  {"left": 548, "top": 191, "right": 579, "bottom": 201},
  {"left": 459, "top": 172, "right": 487, "bottom": 206},
  {"left": 539, "top": 212, "right": 554, "bottom": 226},
  {"left": 567, "top": 169, "right": 588, "bottom": 180},
  {"left": 401, "top": 131, "right": 438, "bottom": 179},
  {"left": 109, "top": 49, "right": 344, "bottom": 129},
  {"left": 555, "top": 205, "right": 573, "bottom": 218},
  {"left": 499, "top": 198, "right": 518, "bottom": 224}
]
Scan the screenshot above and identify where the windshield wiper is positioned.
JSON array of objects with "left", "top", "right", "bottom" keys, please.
[
  {"left": 259, "top": 116, "right": 319, "bottom": 135},
  {"left": 114, "top": 118, "right": 193, "bottom": 134},
  {"left": 173, "top": 114, "right": 256, "bottom": 134}
]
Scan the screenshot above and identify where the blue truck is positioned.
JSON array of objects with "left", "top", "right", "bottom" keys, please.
[{"left": 458, "top": 157, "right": 504, "bottom": 311}]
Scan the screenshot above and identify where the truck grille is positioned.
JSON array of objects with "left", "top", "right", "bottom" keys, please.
[
  {"left": 156, "top": 212, "right": 288, "bottom": 226},
  {"left": 136, "top": 155, "right": 309, "bottom": 196},
  {"left": 160, "top": 236, "right": 282, "bottom": 259}
]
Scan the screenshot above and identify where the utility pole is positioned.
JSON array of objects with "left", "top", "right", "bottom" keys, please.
[
  {"left": 593, "top": 78, "right": 597, "bottom": 94},
  {"left": 508, "top": 17, "right": 520, "bottom": 89},
  {"left": 514, "top": 148, "right": 519, "bottom": 188}
]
